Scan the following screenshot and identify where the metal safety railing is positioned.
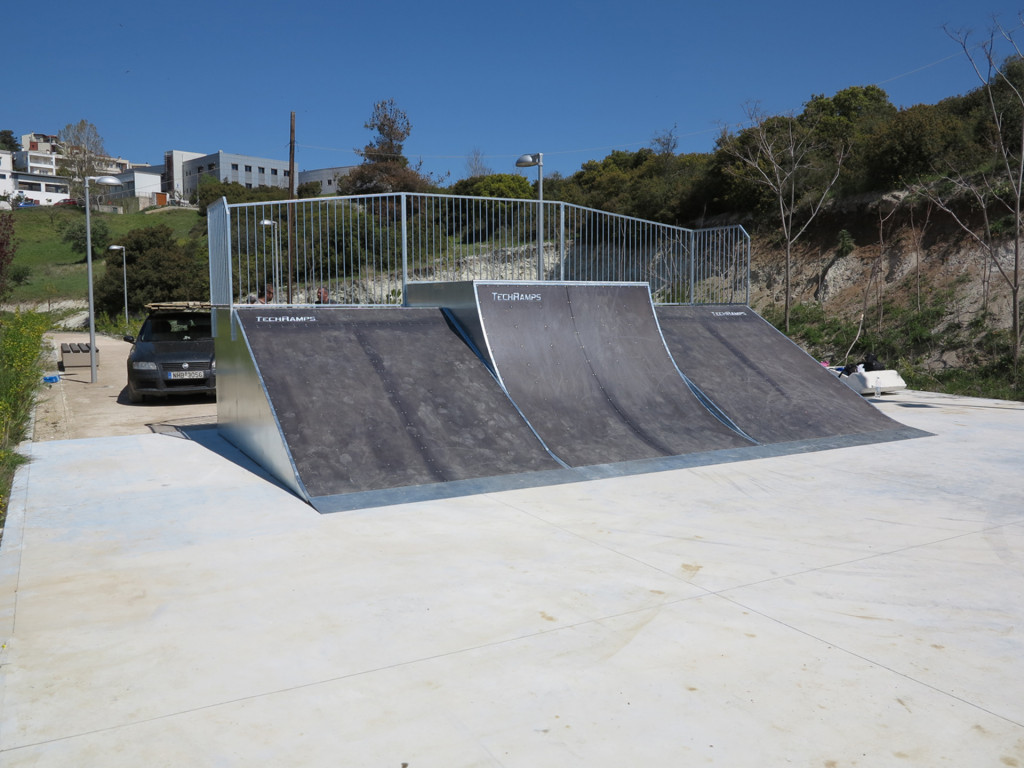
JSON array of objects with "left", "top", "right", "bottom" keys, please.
[{"left": 207, "top": 193, "right": 750, "bottom": 307}]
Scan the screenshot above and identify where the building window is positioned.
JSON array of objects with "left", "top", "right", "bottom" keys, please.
[
  {"left": 271, "top": 168, "right": 278, "bottom": 176},
  {"left": 258, "top": 167, "right": 265, "bottom": 174},
  {"left": 208, "top": 164, "right": 214, "bottom": 171},
  {"left": 245, "top": 183, "right": 252, "bottom": 189},
  {"left": 327, "top": 179, "right": 332, "bottom": 186},
  {"left": 231, "top": 163, "right": 239, "bottom": 170},
  {"left": 245, "top": 165, "right": 252, "bottom": 172},
  {"left": 284, "top": 170, "right": 290, "bottom": 177}
]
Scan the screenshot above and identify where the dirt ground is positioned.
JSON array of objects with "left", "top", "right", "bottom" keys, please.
[{"left": 33, "top": 331, "right": 217, "bottom": 442}]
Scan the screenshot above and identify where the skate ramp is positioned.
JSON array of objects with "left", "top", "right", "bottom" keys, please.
[
  {"left": 217, "top": 306, "right": 567, "bottom": 511},
  {"left": 655, "top": 304, "right": 912, "bottom": 444},
  {"left": 467, "top": 282, "right": 754, "bottom": 466},
  {"left": 215, "top": 289, "right": 926, "bottom": 513}
]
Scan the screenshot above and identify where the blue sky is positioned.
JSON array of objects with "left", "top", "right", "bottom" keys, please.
[{"left": 7, "top": 1, "right": 1024, "bottom": 183}]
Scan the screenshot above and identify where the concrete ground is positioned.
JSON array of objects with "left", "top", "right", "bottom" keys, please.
[
  {"left": 31, "top": 332, "right": 216, "bottom": 442},
  {"left": 1, "top": 338, "right": 1023, "bottom": 765}
]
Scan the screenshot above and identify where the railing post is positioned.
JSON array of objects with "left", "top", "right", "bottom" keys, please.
[
  {"left": 537, "top": 197, "right": 544, "bottom": 281},
  {"left": 743, "top": 226, "right": 751, "bottom": 305},
  {"left": 401, "top": 193, "right": 409, "bottom": 305},
  {"left": 689, "top": 229, "right": 696, "bottom": 304},
  {"left": 559, "top": 202, "right": 565, "bottom": 281}
]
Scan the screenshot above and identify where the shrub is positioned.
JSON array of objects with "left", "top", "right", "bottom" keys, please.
[{"left": 0, "top": 311, "right": 50, "bottom": 524}]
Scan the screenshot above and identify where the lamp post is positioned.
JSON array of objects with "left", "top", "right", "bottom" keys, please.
[
  {"left": 515, "top": 152, "right": 544, "bottom": 280},
  {"left": 259, "top": 219, "right": 279, "bottom": 302},
  {"left": 109, "top": 245, "right": 127, "bottom": 330},
  {"left": 84, "top": 175, "right": 121, "bottom": 383}
]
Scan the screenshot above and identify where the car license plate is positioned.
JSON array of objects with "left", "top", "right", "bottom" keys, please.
[{"left": 167, "top": 370, "right": 204, "bottom": 380}]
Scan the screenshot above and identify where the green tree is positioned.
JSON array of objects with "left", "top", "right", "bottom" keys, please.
[
  {"left": 864, "top": 103, "right": 973, "bottom": 186},
  {"left": 0, "top": 130, "right": 19, "bottom": 152},
  {"left": 94, "top": 225, "right": 209, "bottom": 314},
  {"left": 0, "top": 212, "right": 15, "bottom": 301},
  {"left": 338, "top": 99, "right": 432, "bottom": 194},
  {"left": 60, "top": 217, "right": 110, "bottom": 261},
  {"left": 450, "top": 173, "right": 533, "bottom": 199},
  {"left": 358, "top": 98, "right": 411, "bottom": 166},
  {"left": 801, "top": 85, "right": 895, "bottom": 193},
  {"left": 297, "top": 180, "right": 322, "bottom": 198},
  {"left": 446, "top": 174, "right": 535, "bottom": 243},
  {"left": 195, "top": 176, "right": 289, "bottom": 214}
]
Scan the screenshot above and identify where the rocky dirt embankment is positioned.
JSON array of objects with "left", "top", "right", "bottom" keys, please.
[{"left": 747, "top": 210, "right": 1017, "bottom": 371}]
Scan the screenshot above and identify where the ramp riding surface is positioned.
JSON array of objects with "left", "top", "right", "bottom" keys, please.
[
  {"left": 655, "top": 304, "right": 906, "bottom": 444},
  {"left": 234, "top": 307, "right": 563, "bottom": 508},
  {"left": 474, "top": 282, "right": 753, "bottom": 466}
]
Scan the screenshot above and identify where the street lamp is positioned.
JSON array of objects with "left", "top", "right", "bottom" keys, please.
[
  {"left": 84, "top": 175, "right": 121, "bottom": 383},
  {"left": 515, "top": 152, "right": 544, "bottom": 279},
  {"left": 109, "top": 245, "right": 127, "bottom": 330}
]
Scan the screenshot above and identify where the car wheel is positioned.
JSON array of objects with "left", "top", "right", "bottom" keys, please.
[{"left": 127, "top": 381, "right": 143, "bottom": 403}]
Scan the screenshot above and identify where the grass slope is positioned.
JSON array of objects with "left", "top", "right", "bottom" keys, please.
[{"left": 7, "top": 206, "right": 202, "bottom": 304}]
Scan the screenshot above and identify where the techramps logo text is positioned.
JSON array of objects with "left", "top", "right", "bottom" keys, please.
[
  {"left": 490, "top": 291, "right": 542, "bottom": 302},
  {"left": 255, "top": 315, "right": 317, "bottom": 323}
]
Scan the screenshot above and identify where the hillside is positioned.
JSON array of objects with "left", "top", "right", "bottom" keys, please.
[
  {"left": 745, "top": 193, "right": 1020, "bottom": 398},
  {"left": 3, "top": 205, "right": 203, "bottom": 307}
]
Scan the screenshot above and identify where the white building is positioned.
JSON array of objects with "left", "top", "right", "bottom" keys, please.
[
  {"left": 298, "top": 166, "right": 355, "bottom": 195},
  {"left": 0, "top": 151, "right": 14, "bottom": 194},
  {"left": 0, "top": 151, "right": 16, "bottom": 208},
  {"left": 14, "top": 150, "right": 59, "bottom": 176},
  {"left": 21, "top": 132, "right": 60, "bottom": 152},
  {"left": 176, "top": 150, "right": 293, "bottom": 199},
  {"left": 9, "top": 128, "right": 360, "bottom": 208},
  {"left": 10, "top": 171, "right": 71, "bottom": 205},
  {"left": 101, "top": 167, "right": 168, "bottom": 212},
  {"left": 2, "top": 148, "right": 73, "bottom": 206},
  {"left": 162, "top": 150, "right": 206, "bottom": 200}
]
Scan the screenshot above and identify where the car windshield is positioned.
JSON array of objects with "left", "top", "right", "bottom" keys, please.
[{"left": 138, "top": 313, "right": 212, "bottom": 342}]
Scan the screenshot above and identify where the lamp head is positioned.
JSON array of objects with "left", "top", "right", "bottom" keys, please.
[
  {"left": 515, "top": 153, "right": 542, "bottom": 168},
  {"left": 89, "top": 175, "right": 121, "bottom": 186}
]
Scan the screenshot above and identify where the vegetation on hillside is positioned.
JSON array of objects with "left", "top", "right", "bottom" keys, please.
[
  {"left": 0, "top": 311, "right": 49, "bottom": 524},
  {"left": 3, "top": 205, "right": 206, "bottom": 312}
]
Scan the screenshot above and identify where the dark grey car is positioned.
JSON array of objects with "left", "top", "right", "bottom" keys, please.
[{"left": 124, "top": 304, "right": 215, "bottom": 402}]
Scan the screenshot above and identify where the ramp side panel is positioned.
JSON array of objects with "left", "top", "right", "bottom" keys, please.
[
  {"left": 236, "top": 307, "right": 560, "bottom": 499},
  {"left": 215, "top": 308, "right": 308, "bottom": 501},
  {"left": 655, "top": 305, "right": 899, "bottom": 444},
  {"left": 475, "top": 283, "right": 751, "bottom": 467}
]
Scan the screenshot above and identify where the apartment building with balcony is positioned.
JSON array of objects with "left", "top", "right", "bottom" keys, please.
[{"left": 0, "top": 150, "right": 15, "bottom": 201}]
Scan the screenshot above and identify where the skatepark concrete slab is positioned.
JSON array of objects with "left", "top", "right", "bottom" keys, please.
[{"left": 2, "top": 390, "right": 1023, "bottom": 766}]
